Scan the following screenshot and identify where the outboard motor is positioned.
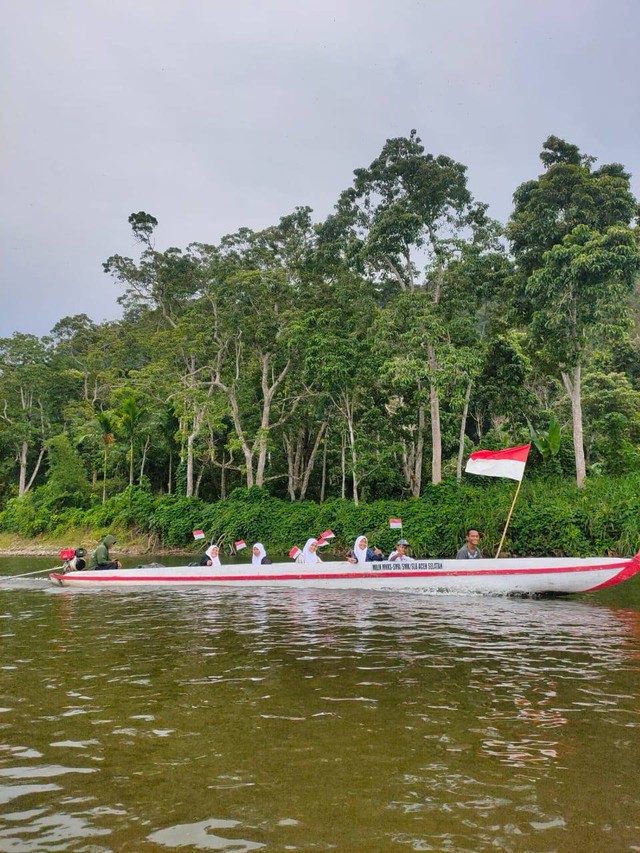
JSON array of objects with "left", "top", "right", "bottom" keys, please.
[{"left": 59, "top": 547, "right": 87, "bottom": 572}]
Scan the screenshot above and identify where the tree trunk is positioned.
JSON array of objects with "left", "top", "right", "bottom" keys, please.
[
  {"left": 244, "top": 450, "right": 255, "bottom": 488},
  {"left": 194, "top": 464, "right": 204, "bottom": 497},
  {"left": 427, "top": 344, "right": 442, "bottom": 485},
  {"left": 18, "top": 440, "right": 28, "bottom": 496},
  {"left": 340, "top": 433, "right": 346, "bottom": 500},
  {"left": 401, "top": 442, "right": 414, "bottom": 493},
  {"left": 186, "top": 430, "right": 195, "bottom": 497},
  {"left": 300, "top": 421, "right": 327, "bottom": 501},
  {"left": 103, "top": 446, "right": 108, "bottom": 503},
  {"left": 412, "top": 403, "right": 425, "bottom": 497},
  {"left": 293, "top": 431, "right": 303, "bottom": 496},
  {"left": 139, "top": 435, "right": 150, "bottom": 482},
  {"left": 213, "top": 344, "right": 295, "bottom": 490},
  {"left": 220, "top": 453, "right": 227, "bottom": 500},
  {"left": 225, "top": 391, "right": 255, "bottom": 487},
  {"left": 19, "top": 442, "right": 45, "bottom": 496},
  {"left": 256, "top": 432, "right": 269, "bottom": 488},
  {"left": 320, "top": 429, "right": 328, "bottom": 503},
  {"left": 456, "top": 378, "right": 473, "bottom": 483},
  {"left": 167, "top": 450, "right": 173, "bottom": 495},
  {"left": 345, "top": 402, "right": 359, "bottom": 506},
  {"left": 284, "top": 434, "right": 296, "bottom": 501},
  {"left": 255, "top": 353, "right": 291, "bottom": 487},
  {"left": 561, "top": 365, "right": 586, "bottom": 488}
]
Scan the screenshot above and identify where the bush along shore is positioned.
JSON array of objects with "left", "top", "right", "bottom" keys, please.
[{"left": 1, "top": 477, "right": 639, "bottom": 560}]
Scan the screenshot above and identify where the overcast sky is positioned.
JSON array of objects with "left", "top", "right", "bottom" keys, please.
[{"left": 2, "top": 0, "right": 639, "bottom": 338}]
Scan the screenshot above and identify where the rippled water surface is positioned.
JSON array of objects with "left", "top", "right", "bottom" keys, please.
[{"left": 1, "top": 557, "right": 640, "bottom": 852}]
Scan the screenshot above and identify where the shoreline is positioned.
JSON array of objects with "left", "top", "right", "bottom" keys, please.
[{"left": 0, "top": 546, "right": 193, "bottom": 558}]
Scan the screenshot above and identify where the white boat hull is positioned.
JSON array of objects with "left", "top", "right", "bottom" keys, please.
[{"left": 49, "top": 555, "right": 640, "bottom": 595}]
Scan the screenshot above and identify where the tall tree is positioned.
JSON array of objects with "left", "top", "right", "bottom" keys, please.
[
  {"left": 324, "top": 131, "right": 493, "bottom": 483},
  {"left": 94, "top": 410, "right": 116, "bottom": 503},
  {"left": 0, "top": 334, "right": 56, "bottom": 495},
  {"left": 192, "top": 225, "right": 308, "bottom": 489},
  {"left": 508, "top": 137, "right": 640, "bottom": 486},
  {"left": 104, "top": 212, "right": 198, "bottom": 328},
  {"left": 115, "top": 394, "right": 144, "bottom": 487}
]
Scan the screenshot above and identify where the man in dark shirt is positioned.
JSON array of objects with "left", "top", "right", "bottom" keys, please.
[{"left": 456, "top": 528, "right": 482, "bottom": 559}]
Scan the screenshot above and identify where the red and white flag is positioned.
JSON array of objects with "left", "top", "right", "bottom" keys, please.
[
  {"left": 317, "top": 538, "right": 328, "bottom": 547},
  {"left": 192, "top": 529, "right": 205, "bottom": 540},
  {"left": 389, "top": 518, "right": 403, "bottom": 529},
  {"left": 234, "top": 540, "right": 247, "bottom": 551},
  {"left": 465, "top": 444, "right": 531, "bottom": 481},
  {"left": 318, "top": 529, "right": 335, "bottom": 540},
  {"left": 289, "top": 546, "right": 302, "bottom": 559}
]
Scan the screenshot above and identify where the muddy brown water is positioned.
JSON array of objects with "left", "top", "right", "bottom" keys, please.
[{"left": 1, "top": 556, "right": 640, "bottom": 852}]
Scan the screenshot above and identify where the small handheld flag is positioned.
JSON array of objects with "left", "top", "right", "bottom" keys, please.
[
  {"left": 234, "top": 540, "right": 247, "bottom": 551},
  {"left": 389, "top": 518, "right": 403, "bottom": 529},
  {"left": 192, "top": 529, "right": 205, "bottom": 540},
  {"left": 317, "top": 538, "right": 328, "bottom": 547},
  {"left": 318, "top": 529, "right": 335, "bottom": 540},
  {"left": 289, "top": 546, "right": 302, "bottom": 559}
]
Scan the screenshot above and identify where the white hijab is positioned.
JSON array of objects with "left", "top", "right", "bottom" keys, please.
[
  {"left": 302, "top": 537, "right": 321, "bottom": 563},
  {"left": 252, "top": 543, "right": 267, "bottom": 565},
  {"left": 353, "top": 535, "right": 369, "bottom": 564},
  {"left": 205, "top": 544, "right": 221, "bottom": 567}
]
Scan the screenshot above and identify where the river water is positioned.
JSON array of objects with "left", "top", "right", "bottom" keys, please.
[{"left": 0, "top": 556, "right": 639, "bottom": 852}]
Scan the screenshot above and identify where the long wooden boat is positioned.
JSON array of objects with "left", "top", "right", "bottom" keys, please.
[{"left": 49, "top": 553, "right": 640, "bottom": 595}]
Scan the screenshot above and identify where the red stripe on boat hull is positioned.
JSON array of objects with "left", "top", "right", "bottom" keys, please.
[{"left": 585, "top": 556, "right": 640, "bottom": 592}]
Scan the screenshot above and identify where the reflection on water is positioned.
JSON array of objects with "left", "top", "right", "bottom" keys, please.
[
  {"left": 148, "top": 817, "right": 266, "bottom": 851},
  {"left": 0, "top": 561, "right": 639, "bottom": 852}
]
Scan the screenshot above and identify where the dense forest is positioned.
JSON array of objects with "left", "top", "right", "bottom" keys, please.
[{"left": 2, "top": 132, "right": 640, "bottom": 554}]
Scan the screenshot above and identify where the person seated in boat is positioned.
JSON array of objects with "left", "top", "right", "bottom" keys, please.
[
  {"left": 456, "top": 528, "right": 483, "bottom": 559},
  {"left": 388, "top": 538, "right": 415, "bottom": 563},
  {"left": 200, "top": 544, "right": 222, "bottom": 567},
  {"left": 296, "top": 538, "right": 322, "bottom": 563},
  {"left": 252, "top": 543, "right": 273, "bottom": 565},
  {"left": 86, "top": 534, "right": 122, "bottom": 571},
  {"left": 347, "top": 535, "right": 385, "bottom": 564}
]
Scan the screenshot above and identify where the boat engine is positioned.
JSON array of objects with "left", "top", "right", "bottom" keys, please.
[{"left": 59, "top": 547, "right": 88, "bottom": 572}]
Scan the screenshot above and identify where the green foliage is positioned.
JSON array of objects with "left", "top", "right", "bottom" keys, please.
[
  {"left": 84, "top": 486, "right": 156, "bottom": 532},
  {"left": 149, "top": 495, "right": 206, "bottom": 545},
  {"left": 1, "top": 132, "right": 639, "bottom": 510},
  {"left": 0, "top": 492, "right": 45, "bottom": 537},
  {"left": 135, "top": 479, "right": 640, "bottom": 558},
  {"left": 39, "top": 434, "right": 91, "bottom": 511},
  {"left": 3, "top": 477, "right": 640, "bottom": 558},
  {"left": 527, "top": 413, "right": 561, "bottom": 459}
]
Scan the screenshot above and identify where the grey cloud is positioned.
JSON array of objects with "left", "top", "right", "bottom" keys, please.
[{"left": 2, "top": 0, "right": 639, "bottom": 336}]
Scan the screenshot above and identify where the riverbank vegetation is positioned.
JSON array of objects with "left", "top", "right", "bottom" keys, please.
[
  {"left": 1, "top": 479, "right": 639, "bottom": 559},
  {"left": 1, "top": 133, "right": 640, "bottom": 555}
]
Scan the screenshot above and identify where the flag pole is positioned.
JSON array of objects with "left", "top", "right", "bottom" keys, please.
[{"left": 496, "top": 478, "right": 524, "bottom": 558}]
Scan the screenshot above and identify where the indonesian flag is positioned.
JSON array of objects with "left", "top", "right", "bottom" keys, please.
[
  {"left": 389, "top": 518, "right": 403, "bottom": 529},
  {"left": 289, "top": 546, "right": 302, "bottom": 559},
  {"left": 192, "top": 529, "right": 205, "bottom": 540},
  {"left": 465, "top": 444, "right": 531, "bottom": 481},
  {"left": 317, "top": 538, "right": 328, "bottom": 547},
  {"left": 318, "top": 529, "right": 335, "bottom": 540},
  {"left": 234, "top": 540, "right": 247, "bottom": 551}
]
